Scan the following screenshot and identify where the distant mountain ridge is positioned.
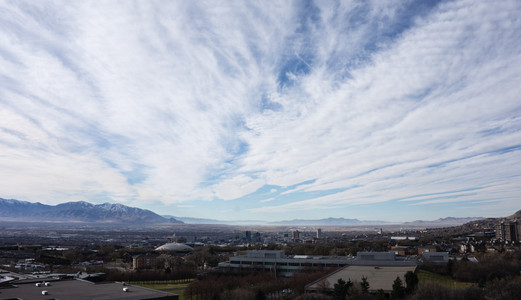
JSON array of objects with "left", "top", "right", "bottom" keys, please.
[
  {"left": 162, "top": 215, "right": 229, "bottom": 224},
  {"left": 162, "top": 215, "right": 266, "bottom": 225},
  {"left": 0, "top": 198, "right": 182, "bottom": 224},
  {"left": 402, "top": 216, "right": 484, "bottom": 227},
  {"left": 162, "top": 216, "right": 385, "bottom": 226},
  {"left": 268, "top": 217, "right": 389, "bottom": 226},
  {"left": 166, "top": 215, "right": 484, "bottom": 227}
]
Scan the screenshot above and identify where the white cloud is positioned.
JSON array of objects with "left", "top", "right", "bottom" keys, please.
[
  {"left": 0, "top": 0, "right": 520, "bottom": 220},
  {"left": 260, "top": 197, "right": 276, "bottom": 203},
  {"left": 213, "top": 175, "right": 265, "bottom": 201}
]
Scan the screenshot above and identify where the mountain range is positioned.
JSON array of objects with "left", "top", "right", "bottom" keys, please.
[
  {"left": 162, "top": 215, "right": 384, "bottom": 225},
  {"left": 162, "top": 215, "right": 269, "bottom": 225},
  {"left": 0, "top": 198, "right": 182, "bottom": 224},
  {"left": 1, "top": 198, "right": 487, "bottom": 227},
  {"left": 267, "top": 217, "right": 389, "bottom": 226},
  {"left": 165, "top": 215, "right": 483, "bottom": 227}
]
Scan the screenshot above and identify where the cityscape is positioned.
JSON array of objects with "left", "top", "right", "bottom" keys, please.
[
  {"left": 1, "top": 202, "right": 521, "bottom": 299},
  {"left": 1, "top": 0, "right": 521, "bottom": 299}
]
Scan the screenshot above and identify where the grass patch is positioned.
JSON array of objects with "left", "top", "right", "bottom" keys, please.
[
  {"left": 417, "top": 270, "right": 474, "bottom": 288},
  {"left": 130, "top": 279, "right": 194, "bottom": 300}
]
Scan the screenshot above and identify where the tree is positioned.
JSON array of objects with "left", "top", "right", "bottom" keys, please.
[
  {"left": 404, "top": 271, "right": 418, "bottom": 294},
  {"left": 289, "top": 271, "right": 330, "bottom": 295},
  {"left": 374, "top": 289, "right": 386, "bottom": 300},
  {"left": 255, "top": 290, "right": 266, "bottom": 300},
  {"left": 486, "top": 276, "right": 521, "bottom": 300},
  {"left": 446, "top": 259, "right": 454, "bottom": 276},
  {"left": 360, "top": 276, "right": 369, "bottom": 293},
  {"left": 224, "top": 288, "right": 254, "bottom": 300},
  {"left": 409, "top": 281, "right": 451, "bottom": 300},
  {"left": 391, "top": 276, "right": 406, "bottom": 299},
  {"left": 317, "top": 279, "right": 331, "bottom": 295},
  {"left": 346, "top": 283, "right": 362, "bottom": 300},
  {"left": 333, "top": 278, "right": 353, "bottom": 300},
  {"left": 295, "top": 294, "right": 332, "bottom": 300}
]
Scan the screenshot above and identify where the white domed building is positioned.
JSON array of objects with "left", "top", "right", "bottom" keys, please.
[{"left": 155, "top": 242, "right": 194, "bottom": 253}]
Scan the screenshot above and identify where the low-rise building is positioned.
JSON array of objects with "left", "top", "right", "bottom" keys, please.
[
  {"left": 418, "top": 245, "right": 437, "bottom": 255},
  {"left": 218, "top": 250, "right": 416, "bottom": 277},
  {"left": 390, "top": 246, "right": 409, "bottom": 256},
  {"left": 132, "top": 253, "right": 160, "bottom": 270},
  {"left": 421, "top": 252, "right": 449, "bottom": 263},
  {"left": 0, "top": 278, "right": 178, "bottom": 299},
  {"left": 218, "top": 250, "right": 354, "bottom": 276}
]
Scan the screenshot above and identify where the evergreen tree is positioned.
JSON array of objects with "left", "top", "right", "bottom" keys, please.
[
  {"left": 333, "top": 278, "right": 353, "bottom": 300},
  {"left": 360, "top": 276, "right": 370, "bottom": 293},
  {"left": 446, "top": 259, "right": 454, "bottom": 276},
  {"left": 404, "top": 271, "right": 419, "bottom": 294},
  {"left": 391, "top": 276, "right": 406, "bottom": 299},
  {"left": 374, "top": 289, "right": 386, "bottom": 300}
]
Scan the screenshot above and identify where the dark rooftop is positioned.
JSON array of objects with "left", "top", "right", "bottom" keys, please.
[{"left": 0, "top": 279, "right": 178, "bottom": 300}]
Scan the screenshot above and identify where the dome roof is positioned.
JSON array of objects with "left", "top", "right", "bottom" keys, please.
[{"left": 155, "top": 242, "right": 194, "bottom": 252}]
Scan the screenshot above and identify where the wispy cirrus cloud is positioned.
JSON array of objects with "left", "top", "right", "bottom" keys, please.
[{"left": 0, "top": 0, "right": 520, "bottom": 221}]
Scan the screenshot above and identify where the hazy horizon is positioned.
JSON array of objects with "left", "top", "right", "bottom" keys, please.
[
  {"left": 1, "top": 0, "right": 521, "bottom": 223},
  {"left": 0, "top": 196, "right": 490, "bottom": 225}
]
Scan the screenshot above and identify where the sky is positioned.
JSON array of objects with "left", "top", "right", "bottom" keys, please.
[{"left": 1, "top": 0, "right": 521, "bottom": 222}]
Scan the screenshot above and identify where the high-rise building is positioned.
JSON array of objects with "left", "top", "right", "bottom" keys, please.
[
  {"left": 254, "top": 232, "right": 261, "bottom": 243},
  {"left": 292, "top": 230, "right": 300, "bottom": 241},
  {"left": 495, "top": 220, "right": 521, "bottom": 243}
]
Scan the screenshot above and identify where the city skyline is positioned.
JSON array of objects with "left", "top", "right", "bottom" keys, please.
[{"left": 1, "top": 0, "right": 521, "bottom": 222}]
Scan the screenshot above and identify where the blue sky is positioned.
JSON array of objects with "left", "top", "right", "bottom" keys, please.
[{"left": 1, "top": 0, "right": 521, "bottom": 222}]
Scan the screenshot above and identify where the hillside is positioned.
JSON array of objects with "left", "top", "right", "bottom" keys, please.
[{"left": 507, "top": 210, "right": 521, "bottom": 220}]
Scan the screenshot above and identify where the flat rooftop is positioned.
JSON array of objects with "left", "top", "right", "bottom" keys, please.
[
  {"left": 0, "top": 279, "right": 178, "bottom": 300},
  {"left": 307, "top": 265, "right": 417, "bottom": 292}
]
